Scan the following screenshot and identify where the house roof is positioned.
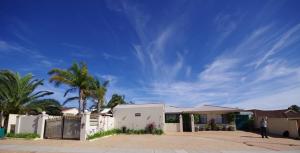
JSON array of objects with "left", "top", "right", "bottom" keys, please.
[
  {"left": 100, "top": 108, "right": 112, "bottom": 114},
  {"left": 187, "top": 105, "right": 241, "bottom": 112},
  {"left": 251, "top": 109, "right": 300, "bottom": 118},
  {"left": 114, "top": 103, "right": 164, "bottom": 109},
  {"left": 165, "top": 105, "right": 241, "bottom": 113},
  {"left": 165, "top": 105, "right": 189, "bottom": 113},
  {"left": 61, "top": 107, "right": 77, "bottom": 111}
]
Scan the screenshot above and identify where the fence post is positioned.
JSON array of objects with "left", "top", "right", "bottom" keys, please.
[
  {"left": 97, "top": 114, "right": 102, "bottom": 131},
  {"left": 15, "top": 115, "right": 21, "bottom": 134},
  {"left": 37, "top": 111, "right": 48, "bottom": 139},
  {"left": 80, "top": 110, "right": 90, "bottom": 141}
]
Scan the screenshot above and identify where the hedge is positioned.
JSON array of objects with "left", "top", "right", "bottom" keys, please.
[{"left": 6, "top": 133, "right": 40, "bottom": 139}]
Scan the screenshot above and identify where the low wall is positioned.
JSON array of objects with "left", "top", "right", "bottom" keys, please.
[
  {"left": 165, "top": 123, "right": 180, "bottom": 132},
  {"left": 88, "top": 115, "right": 114, "bottom": 135}
]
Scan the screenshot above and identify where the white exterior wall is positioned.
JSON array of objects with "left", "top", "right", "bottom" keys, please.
[
  {"left": 114, "top": 104, "right": 165, "bottom": 130},
  {"left": 165, "top": 123, "right": 180, "bottom": 132},
  {"left": 18, "top": 115, "right": 39, "bottom": 133},
  {"left": 255, "top": 117, "right": 299, "bottom": 138},
  {"left": 7, "top": 114, "right": 18, "bottom": 133}
]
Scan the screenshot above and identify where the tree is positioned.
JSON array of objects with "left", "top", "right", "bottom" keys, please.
[
  {"left": 48, "top": 62, "right": 94, "bottom": 113},
  {"left": 25, "top": 99, "right": 62, "bottom": 116},
  {"left": 90, "top": 78, "right": 109, "bottom": 113},
  {"left": 0, "top": 70, "right": 53, "bottom": 127},
  {"left": 288, "top": 105, "right": 300, "bottom": 112},
  {"left": 107, "top": 94, "right": 127, "bottom": 108}
]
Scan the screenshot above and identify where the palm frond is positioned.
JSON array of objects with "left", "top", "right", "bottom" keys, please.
[{"left": 63, "top": 96, "right": 79, "bottom": 106}]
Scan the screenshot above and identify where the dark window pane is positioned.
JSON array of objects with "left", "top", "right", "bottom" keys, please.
[{"left": 165, "top": 114, "right": 179, "bottom": 123}]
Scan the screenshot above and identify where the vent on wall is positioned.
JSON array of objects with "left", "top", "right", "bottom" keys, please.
[{"left": 135, "top": 113, "right": 141, "bottom": 117}]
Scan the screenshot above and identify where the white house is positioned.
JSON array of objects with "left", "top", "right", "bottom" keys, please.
[
  {"left": 62, "top": 107, "right": 79, "bottom": 115},
  {"left": 113, "top": 104, "right": 165, "bottom": 130}
]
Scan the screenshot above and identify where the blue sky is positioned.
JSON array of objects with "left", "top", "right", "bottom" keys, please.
[{"left": 1, "top": 0, "right": 300, "bottom": 109}]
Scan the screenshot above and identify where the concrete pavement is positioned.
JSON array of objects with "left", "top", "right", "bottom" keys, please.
[{"left": 0, "top": 144, "right": 300, "bottom": 153}]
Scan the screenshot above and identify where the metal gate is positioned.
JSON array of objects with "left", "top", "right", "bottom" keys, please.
[{"left": 44, "top": 116, "right": 81, "bottom": 140}]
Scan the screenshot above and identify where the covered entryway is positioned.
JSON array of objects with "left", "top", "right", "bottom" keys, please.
[
  {"left": 182, "top": 114, "right": 191, "bottom": 132},
  {"left": 44, "top": 116, "right": 81, "bottom": 140}
]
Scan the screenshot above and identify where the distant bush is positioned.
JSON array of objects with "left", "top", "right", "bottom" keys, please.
[{"left": 6, "top": 133, "right": 39, "bottom": 139}]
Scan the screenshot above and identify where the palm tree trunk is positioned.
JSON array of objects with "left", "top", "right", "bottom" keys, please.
[
  {"left": 0, "top": 111, "right": 3, "bottom": 128},
  {"left": 79, "top": 89, "right": 83, "bottom": 113},
  {"left": 97, "top": 99, "right": 101, "bottom": 114},
  {"left": 83, "top": 98, "right": 87, "bottom": 112}
]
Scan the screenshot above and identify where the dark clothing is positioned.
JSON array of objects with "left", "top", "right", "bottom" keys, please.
[{"left": 261, "top": 127, "right": 268, "bottom": 138}]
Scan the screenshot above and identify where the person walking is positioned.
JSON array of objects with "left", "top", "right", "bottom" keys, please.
[{"left": 260, "top": 117, "right": 268, "bottom": 138}]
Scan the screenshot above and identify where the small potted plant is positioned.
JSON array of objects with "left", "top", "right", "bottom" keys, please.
[{"left": 195, "top": 126, "right": 199, "bottom": 132}]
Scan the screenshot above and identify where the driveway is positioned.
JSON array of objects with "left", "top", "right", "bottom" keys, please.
[{"left": 0, "top": 131, "right": 299, "bottom": 153}]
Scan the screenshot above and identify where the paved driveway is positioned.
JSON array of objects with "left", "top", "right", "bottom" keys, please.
[{"left": 0, "top": 131, "right": 299, "bottom": 153}]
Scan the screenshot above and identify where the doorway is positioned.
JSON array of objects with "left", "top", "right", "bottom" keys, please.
[{"left": 182, "top": 114, "right": 191, "bottom": 132}]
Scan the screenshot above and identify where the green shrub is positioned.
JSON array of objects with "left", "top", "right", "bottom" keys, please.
[
  {"left": 87, "top": 129, "right": 122, "bottom": 140},
  {"left": 6, "top": 133, "right": 39, "bottom": 139},
  {"left": 153, "top": 129, "right": 163, "bottom": 135},
  {"left": 87, "top": 128, "right": 164, "bottom": 140}
]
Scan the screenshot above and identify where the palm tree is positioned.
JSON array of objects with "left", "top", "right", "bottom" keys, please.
[
  {"left": 0, "top": 70, "right": 53, "bottom": 127},
  {"left": 25, "top": 99, "right": 62, "bottom": 115},
  {"left": 48, "top": 62, "right": 94, "bottom": 113},
  {"left": 90, "top": 78, "right": 109, "bottom": 113},
  {"left": 107, "top": 94, "right": 127, "bottom": 108}
]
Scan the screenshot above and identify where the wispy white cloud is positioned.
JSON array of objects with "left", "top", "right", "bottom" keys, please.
[
  {"left": 0, "top": 40, "right": 59, "bottom": 68},
  {"left": 254, "top": 24, "right": 300, "bottom": 68},
  {"left": 105, "top": 1, "right": 300, "bottom": 109},
  {"left": 102, "top": 52, "right": 126, "bottom": 61}
]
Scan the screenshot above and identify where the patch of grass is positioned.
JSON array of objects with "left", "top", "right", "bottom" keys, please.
[
  {"left": 87, "top": 128, "right": 164, "bottom": 140},
  {"left": 6, "top": 133, "right": 39, "bottom": 139},
  {"left": 87, "top": 129, "right": 122, "bottom": 140}
]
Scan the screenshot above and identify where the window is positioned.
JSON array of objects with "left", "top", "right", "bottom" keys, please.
[
  {"left": 221, "top": 114, "right": 227, "bottom": 124},
  {"left": 195, "top": 114, "right": 209, "bottom": 124},
  {"left": 135, "top": 113, "right": 141, "bottom": 117},
  {"left": 165, "top": 114, "right": 179, "bottom": 123},
  {"left": 215, "top": 114, "right": 222, "bottom": 124}
]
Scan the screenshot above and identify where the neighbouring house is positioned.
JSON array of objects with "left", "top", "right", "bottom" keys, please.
[
  {"left": 113, "top": 104, "right": 242, "bottom": 132},
  {"left": 99, "top": 108, "right": 113, "bottom": 116},
  {"left": 251, "top": 109, "right": 300, "bottom": 138},
  {"left": 62, "top": 107, "right": 79, "bottom": 115},
  {"left": 165, "top": 105, "right": 242, "bottom": 132}
]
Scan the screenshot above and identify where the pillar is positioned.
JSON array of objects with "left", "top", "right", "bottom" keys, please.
[
  {"left": 37, "top": 111, "right": 48, "bottom": 139},
  {"left": 97, "top": 114, "right": 102, "bottom": 131},
  {"left": 80, "top": 110, "right": 90, "bottom": 141},
  {"left": 179, "top": 114, "right": 183, "bottom": 132},
  {"left": 15, "top": 115, "right": 21, "bottom": 134},
  {"left": 190, "top": 114, "right": 195, "bottom": 132}
]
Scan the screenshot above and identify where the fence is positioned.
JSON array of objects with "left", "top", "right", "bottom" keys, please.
[
  {"left": 44, "top": 115, "right": 81, "bottom": 140},
  {"left": 8, "top": 111, "right": 115, "bottom": 141}
]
